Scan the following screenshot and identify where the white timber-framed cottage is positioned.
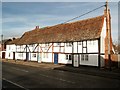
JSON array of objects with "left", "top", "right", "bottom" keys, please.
[{"left": 5, "top": 8, "right": 116, "bottom": 68}]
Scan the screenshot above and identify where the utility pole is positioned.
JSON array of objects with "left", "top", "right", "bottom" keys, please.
[{"left": 105, "top": 0, "right": 111, "bottom": 70}]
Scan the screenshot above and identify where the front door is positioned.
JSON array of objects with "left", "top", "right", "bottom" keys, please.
[
  {"left": 13, "top": 52, "right": 15, "bottom": 60},
  {"left": 2, "top": 52, "right": 5, "bottom": 59},
  {"left": 73, "top": 54, "right": 79, "bottom": 67},
  {"left": 37, "top": 53, "right": 42, "bottom": 63},
  {"left": 26, "top": 52, "right": 29, "bottom": 61},
  {"left": 54, "top": 53, "right": 58, "bottom": 64}
]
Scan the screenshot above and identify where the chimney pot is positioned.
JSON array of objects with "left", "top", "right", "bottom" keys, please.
[{"left": 36, "top": 26, "right": 39, "bottom": 29}]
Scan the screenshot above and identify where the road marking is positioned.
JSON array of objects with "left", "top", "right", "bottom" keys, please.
[
  {"left": 12, "top": 67, "right": 29, "bottom": 73},
  {"left": 39, "top": 73, "right": 75, "bottom": 84},
  {"left": 2, "top": 78, "right": 29, "bottom": 90}
]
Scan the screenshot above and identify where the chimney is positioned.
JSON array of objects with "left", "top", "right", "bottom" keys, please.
[
  {"left": 35, "top": 26, "right": 39, "bottom": 29},
  {"left": 13, "top": 37, "right": 16, "bottom": 40}
]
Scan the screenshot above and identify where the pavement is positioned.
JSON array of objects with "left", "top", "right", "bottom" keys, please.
[
  {"left": 2, "top": 59, "right": 65, "bottom": 69},
  {"left": 2, "top": 59, "right": 120, "bottom": 80}
]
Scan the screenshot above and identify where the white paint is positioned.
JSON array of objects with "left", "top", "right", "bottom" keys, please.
[
  {"left": 39, "top": 73, "right": 75, "bottom": 84},
  {"left": 41, "top": 53, "right": 52, "bottom": 63},
  {"left": 29, "top": 53, "right": 37, "bottom": 61},
  {"left": 4, "top": 18, "right": 107, "bottom": 67},
  {"left": 100, "top": 18, "right": 106, "bottom": 53},
  {"left": 73, "top": 54, "right": 79, "bottom": 67},
  {"left": 80, "top": 54, "right": 98, "bottom": 66},
  {"left": 58, "top": 54, "right": 72, "bottom": 64},
  {"left": 87, "top": 40, "right": 98, "bottom": 53},
  {"left": 12, "top": 67, "right": 29, "bottom": 72},
  {"left": 2, "top": 78, "right": 29, "bottom": 90},
  {"left": 65, "top": 43, "right": 72, "bottom": 53},
  {"left": 5, "top": 44, "right": 16, "bottom": 59}
]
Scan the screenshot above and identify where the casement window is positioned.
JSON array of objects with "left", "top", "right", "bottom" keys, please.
[
  {"left": 19, "top": 53, "right": 23, "bottom": 57},
  {"left": 82, "top": 41, "right": 87, "bottom": 53},
  {"left": 9, "top": 46, "right": 11, "bottom": 50},
  {"left": 81, "top": 54, "right": 88, "bottom": 61},
  {"left": 66, "top": 54, "right": 72, "bottom": 60},
  {"left": 56, "top": 43, "right": 61, "bottom": 46},
  {"left": 43, "top": 53, "right": 48, "bottom": 58},
  {"left": 78, "top": 42, "right": 82, "bottom": 45},
  {"left": 93, "top": 40, "right": 96, "bottom": 45},
  {"left": 32, "top": 53, "right": 36, "bottom": 58},
  {"left": 29, "top": 44, "right": 34, "bottom": 47},
  {"left": 8, "top": 53, "right": 10, "bottom": 57},
  {"left": 45, "top": 43, "right": 49, "bottom": 47},
  {"left": 88, "top": 40, "right": 96, "bottom": 45},
  {"left": 89, "top": 41, "right": 92, "bottom": 45},
  {"left": 66, "top": 43, "right": 72, "bottom": 47}
]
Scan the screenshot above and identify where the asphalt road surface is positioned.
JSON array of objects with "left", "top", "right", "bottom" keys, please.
[{"left": 2, "top": 62, "right": 120, "bottom": 89}]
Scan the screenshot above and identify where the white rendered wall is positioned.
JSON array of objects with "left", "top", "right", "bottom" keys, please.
[
  {"left": 15, "top": 53, "right": 26, "bottom": 60},
  {"left": 80, "top": 54, "right": 98, "bottom": 66},
  {"left": 58, "top": 54, "right": 72, "bottom": 64},
  {"left": 5, "top": 44, "right": 16, "bottom": 59},
  {"left": 29, "top": 53, "right": 37, "bottom": 61},
  {"left": 41, "top": 53, "right": 52, "bottom": 63},
  {"left": 100, "top": 18, "right": 106, "bottom": 53},
  {"left": 5, "top": 51, "right": 13, "bottom": 59},
  {"left": 65, "top": 43, "right": 72, "bottom": 53},
  {"left": 87, "top": 40, "right": 98, "bottom": 53}
]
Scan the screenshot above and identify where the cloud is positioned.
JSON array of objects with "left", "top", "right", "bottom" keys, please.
[
  {"left": 2, "top": 0, "right": 120, "bottom": 2},
  {"left": 2, "top": 2, "right": 118, "bottom": 42}
]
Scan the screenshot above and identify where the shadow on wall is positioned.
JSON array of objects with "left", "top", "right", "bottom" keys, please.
[{"left": 111, "top": 54, "right": 119, "bottom": 68}]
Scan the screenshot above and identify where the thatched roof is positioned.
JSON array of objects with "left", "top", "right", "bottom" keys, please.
[
  {"left": 7, "top": 38, "right": 20, "bottom": 45},
  {"left": 16, "top": 15, "right": 104, "bottom": 45}
]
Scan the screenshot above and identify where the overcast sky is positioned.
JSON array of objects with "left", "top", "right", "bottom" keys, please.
[{"left": 1, "top": 1, "right": 119, "bottom": 43}]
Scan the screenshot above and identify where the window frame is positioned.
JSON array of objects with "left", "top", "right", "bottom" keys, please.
[
  {"left": 81, "top": 54, "right": 88, "bottom": 61},
  {"left": 66, "top": 54, "right": 72, "bottom": 60},
  {"left": 66, "top": 43, "right": 72, "bottom": 47}
]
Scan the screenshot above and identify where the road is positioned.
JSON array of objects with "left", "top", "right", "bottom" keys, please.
[{"left": 2, "top": 62, "right": 120, "bottom": 89}]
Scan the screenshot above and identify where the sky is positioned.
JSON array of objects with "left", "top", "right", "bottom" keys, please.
[{"left": 1, "top": 0, "right": 119, "bottom": 44}]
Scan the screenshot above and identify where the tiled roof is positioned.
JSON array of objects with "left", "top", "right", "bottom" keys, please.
[{"left": 16, "top": 15, "right": 105, "bottom": 45}]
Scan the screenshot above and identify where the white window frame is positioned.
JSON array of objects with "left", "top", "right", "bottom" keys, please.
[
  {"left": 19, "top": 53, "right": 23, "bottom": 57},
  {"left": 32, "top": 53, "right": 36, "bottom": 58},
  {"left": 43, "top": 53, "right": 48, "bottom": 58},
  {"left": 66, "top": 43, "right": 72, "bottom": 47},
  {"left": 66, "top": 54, "right": 72, "bottom": 60},
  {"left": 78, "top": 42, "right": 82, "bottom": 45},
  {"left": 56, "top": 43, "right": 61, "bottom": 46},
  {"left": 45, "top": 43, "right": 49, "bottom": 47},
  {"left": 81, "top": 54, "right": 88, "bottom": 61}
]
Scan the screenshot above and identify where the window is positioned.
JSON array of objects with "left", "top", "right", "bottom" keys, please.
[
  {"left": 19, "top": 53, "right": 23, "bottom": 57},
  {"left": 66, "top": 54, "right": 72, "bottom": 60},
  {"left": 93, "top": 40, "right": 96, "bottom": 45},
  {"left": 81, "top": 55, "right": 84, "bottom": 61},
  {"left": 45, "top": 43, "right": 49, "bottom": 47},
  {"left": 32, "top": 53, "right": 36, "bottom": 58},
  {"left": 43, "top": 53, "right": 48, "bottom": 58},
  {"left": 8, "top": 53, "right": 10, "bottom": 57},
  {"left": 81, "top": 54, "right": 88, "bottom": 61},
  {"left": 89, "top": 41, "right": 92, "bottom": 45},
  {"left": 78, "top": 42, "right": 82, "bottom": 45},
  {"left": 56, "top": 43, "right": 61, "bottom": 46},
  {"left": 66, "top": 43, "right": 72, "bottom": 47},
  {"left": 9, "top": 46, "right": 11, "bottom": 50},
  {"left": 29, "top": 44, "right": 34, "bottom": 47}
]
